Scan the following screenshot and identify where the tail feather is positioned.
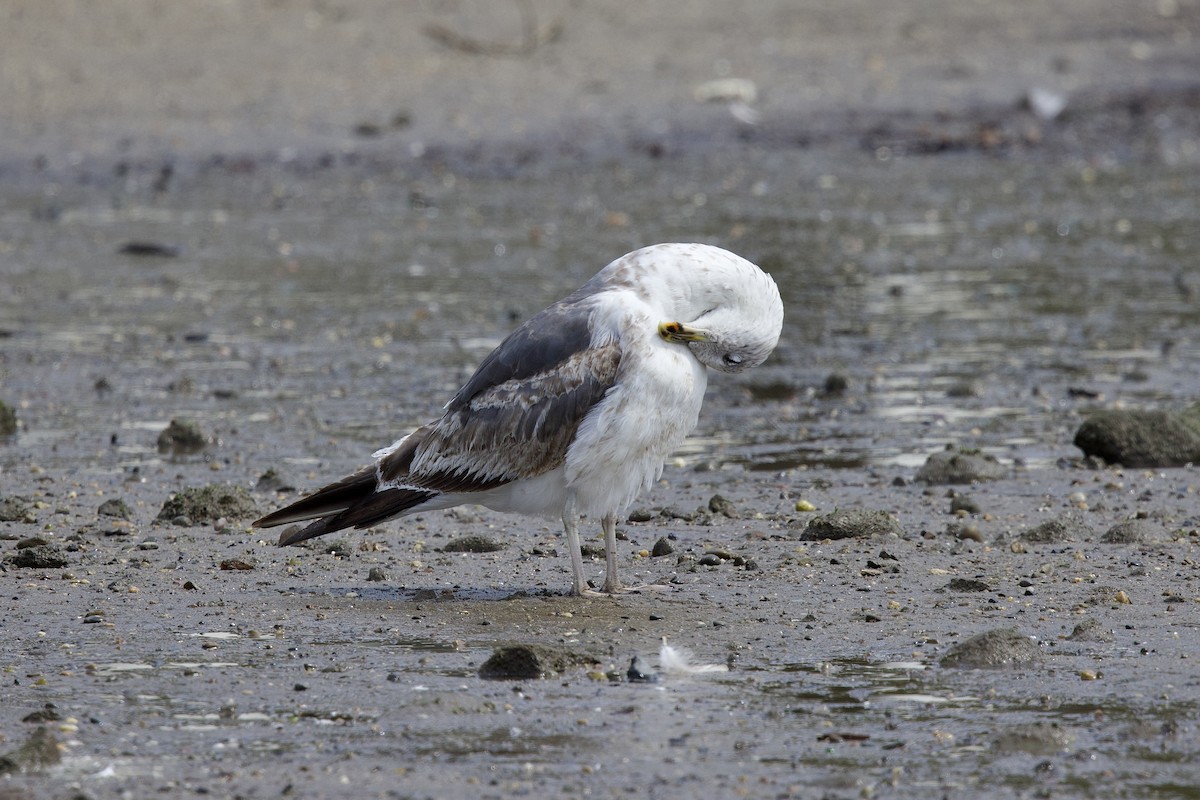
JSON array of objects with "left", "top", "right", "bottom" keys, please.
[
  {"left": 253, "top": 468, "right": 378, "bottom": 529},
  {"left": 254, "top": 467, "right": 439, "bottom": 547}
]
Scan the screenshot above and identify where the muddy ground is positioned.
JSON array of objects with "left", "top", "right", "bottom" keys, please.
[{"left": 2, "top": 2, "right": 1200, "bottom": 798}]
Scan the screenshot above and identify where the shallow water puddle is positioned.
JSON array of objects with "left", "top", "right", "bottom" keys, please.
[{"left": 92, "top": 660, "right": 241, "bottom": 677}]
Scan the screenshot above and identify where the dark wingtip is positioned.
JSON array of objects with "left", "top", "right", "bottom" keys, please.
[{"left": 276, "top": 517, "right": 340, "bottom": 547}]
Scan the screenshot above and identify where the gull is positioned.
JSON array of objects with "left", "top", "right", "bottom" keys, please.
[{"left": 253, "top": 243, "right": 784, "bottom": 596}]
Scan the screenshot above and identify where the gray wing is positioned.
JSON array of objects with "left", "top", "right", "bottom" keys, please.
[{"left": 379, "top": 295, "right": 622, "bottom": 492}]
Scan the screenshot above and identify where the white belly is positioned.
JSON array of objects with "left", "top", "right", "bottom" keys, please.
[{"left": 565, "top": 345, "right": 707, "bottom": 518}]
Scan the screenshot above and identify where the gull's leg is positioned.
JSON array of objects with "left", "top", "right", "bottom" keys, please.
[
  {"left": 601, "top": 513, "right": 622, "bottom": 593},
  {"left": 562, "top": 490, "right": 590, "bottom": 597}
]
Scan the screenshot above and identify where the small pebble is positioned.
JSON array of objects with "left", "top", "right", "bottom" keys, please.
[{"left": 627, "top": 655, "right": 658, "bottom": 683}]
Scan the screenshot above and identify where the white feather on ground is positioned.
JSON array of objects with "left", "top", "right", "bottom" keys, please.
[{"left": 658, "top": 638, "right": 729, "bottom": 675}]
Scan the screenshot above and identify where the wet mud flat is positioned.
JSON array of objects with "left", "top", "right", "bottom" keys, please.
[
  {"left": 2, "top": 138, "right": 1199, "bottom": 798},
  {"left": 3, "top": 12, "right": 1200, "bottom": 800}
]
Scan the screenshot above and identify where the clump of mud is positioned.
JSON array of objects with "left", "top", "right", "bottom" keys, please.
[
  {"left": 155, "top": 484, "right": 258, "bottom": 524},
  {"left": 0, "top": 400, "right": 16, "bottom": 436},
  {"left": 478, "top": 644, "right": 599, "bottom": 680},
  {"left": 1020, "top": 512, "right": 1094, "bottom": 544},
  {"left": 156, "top": 418, "right": 211, "bottom": 455},
  {"left": 916, "top": 447, "right": 1006, "bottom": 484},
  {"left": 799, "top": 508, "right": 903, "bottom": 541}
]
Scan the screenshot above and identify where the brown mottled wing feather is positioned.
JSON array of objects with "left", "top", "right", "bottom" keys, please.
[{"left": 380, "top": 296, "right": 622, "bottom": 492}]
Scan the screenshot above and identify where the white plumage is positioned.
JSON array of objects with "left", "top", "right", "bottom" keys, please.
[{"left": 254, "top": 243, "right": 784, "bottom": 596}]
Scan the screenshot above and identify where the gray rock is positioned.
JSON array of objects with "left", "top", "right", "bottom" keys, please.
[
  {"left": 1074, "top": 407, "right": 1200, "bottom": 467},
  {"left": 992, "top": 722, "right": 1075, "bottom": 755},
  {"left": 441, "top": 535, "right": 504, "bottom": 553},
  {"left": 97, "top": 498, "right": 131, "bottom": 520},
  {"left": 1067, "top": 618, "right": 1115, "bottom": 642},
  {"left": 650, "top": 536, "right": 675, "bottom": 557},
  {"left": 940, "top": 627, "right": 1040, "bottom": 668},
  {"left": 707, "top": 494, "right": 739, "bottom": 518},
  {"left": 916, "top": 449, "right": 1006, "bottom": 484}
]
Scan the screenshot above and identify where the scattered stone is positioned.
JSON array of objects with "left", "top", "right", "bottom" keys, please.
[
  {"left": 949, "top": 523, "right": 984, "bottom": 542},
  {"left": 992, "top": 722, "right": 1075, "bottom": 755},
  {"left": 10, "top": 544, "right": 69, "bottom": 569},
  {"left": 940, "top": 628, "right": 1040, "bottom": 668},
  {"left": 658, "top": 506, "right": 694, "bottom": 522},
  {"left": 799, "top": 508, "right": 903, "bottom": 541},
  {"left": 366, "top": 567, "right": 388, "bottom": 582},
  {"left": 444, "top": 506, "right": 484, "bottom": 524},
  {"left": 255, "top": 468, "right": 298, "bottom": 493},
  {"left": 477, "top": 644, "right": 598, "bottom": 680},
  {"left": 21, "top": 705, "right": 61, "bottom": 724},
  {"left": 321, "top": 540, "right": 354, "bottom": 558},
  {"left": 97, "top": 498, "right": 132, "bottom": 520},
  {"left": 627, "top": 508, "right": 654, "bottom": 523},
  {"left": 118, "top": 241, "right": 180, "bottom": 257},
  {"left": 1074, "top": 407, "right": 1200, "bottom": 467},
  {"left": 949, "top": 494, "right": 981, "bottom": 514},
  {"left": 821, "top": 372, "right": 849, "bottom": 396},
  {"left": 220, "top": 558, "right": 254, "bottom": 571},
  {"left": 442, "top": 535, "right": 504, "bottom": 553},
  {"left": 1101, "top": 518, "right": 1162, "bottom": 544},
  {"left": 707, "top": 494, "right": 739, "bottom": 518},
  {"left": 747, "top": 380, "right": 797, "bottom": 401},
  {"left": 0, "top": 496, "right": 33, "bottom": 522},
  {"left": 0, "top": 726, "right": 61, "bottom": 775},
  {"left": 946, "top": 381, "right": 982, "bottom": 398},
  {"left": 155, "top": 484, "right": 257, "bottom": 524},
  {"left": 650, "top": 536, "right": 675, "bottom": 557},
  {"left": 1020, "top": 513, "right": 1094, "bottom": 544},
  {"left": 794, "top": 499, "right": 816, "bottom": 512},
  {"left": 697, "top": 553, "right": 723, "bottom": 567},
  {"left": 156, "top": 418, "right": 210, "bottom": 455},
  {"left": 626, "top": 655, "right": 659, "bottom": 683},
  {"left": 942, "top": 578, "right": 991, "bottom": 592},
  {"left": 579, "top": 543, "right": 606, "bottom": 559},
  {"left": 1067, "top": 618, "right": 1115, "bottom": 642},
  {"left": 0, "top": 400, "right": 16, "bottom": 436},
  {"left": 916, "top": 447, "right": 1006, "bottom": 484}
]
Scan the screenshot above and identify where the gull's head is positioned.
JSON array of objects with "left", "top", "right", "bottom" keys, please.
[{"left": 613, "top": 243, "right": 784, "bottom": 373}]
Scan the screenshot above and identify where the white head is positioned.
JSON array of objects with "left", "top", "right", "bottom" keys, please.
[{"left": 598, "top": 243, "right": 784, "bottom": 373}]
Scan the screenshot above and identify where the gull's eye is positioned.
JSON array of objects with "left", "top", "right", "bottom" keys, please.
[{"left": 723, "top": 353, "right": 744, "bottom": 366}]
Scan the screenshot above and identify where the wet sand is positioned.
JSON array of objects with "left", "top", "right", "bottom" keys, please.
[{"left": 2, "top": 2, "right": 1200, "bottom": 798}]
